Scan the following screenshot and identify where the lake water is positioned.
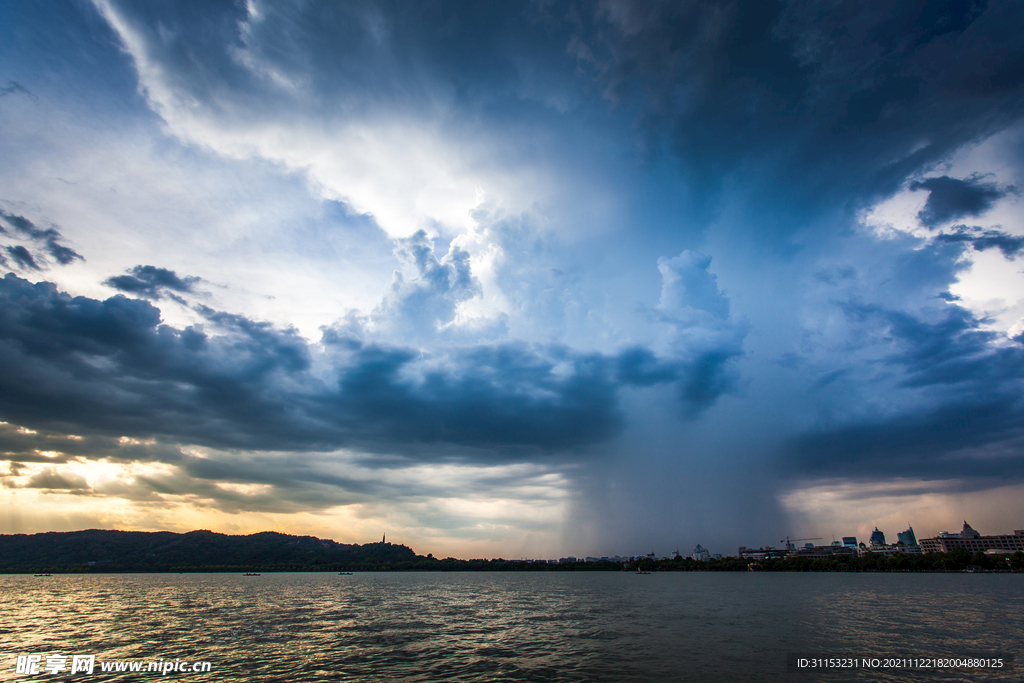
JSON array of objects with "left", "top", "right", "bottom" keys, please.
[{"left": 1, "top": 572, "right": 1021, "bottom": 682}]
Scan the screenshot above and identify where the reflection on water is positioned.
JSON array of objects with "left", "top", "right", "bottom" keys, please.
[{"left": 1, "top": 572, "right": 1021, "bottom": 681}]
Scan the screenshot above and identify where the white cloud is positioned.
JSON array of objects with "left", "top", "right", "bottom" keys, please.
[
  {"left": 91, "top": 0, "right": 568, "bottom": 242},
  {"left": 860, "top": 129, "right": 1024, "bottom": 336}
]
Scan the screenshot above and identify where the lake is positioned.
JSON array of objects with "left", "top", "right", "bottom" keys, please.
[{"left": 1, "top": 572, "right": 1020, "bottom": 681}]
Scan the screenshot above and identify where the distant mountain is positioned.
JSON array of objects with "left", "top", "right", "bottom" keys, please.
[{"left": 0, "top": 529, "right": 418, "bottom": 572}]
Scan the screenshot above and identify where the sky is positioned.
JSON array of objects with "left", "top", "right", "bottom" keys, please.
[{"left": 1, "top": 0, "right": 1023, "bottom": 559}]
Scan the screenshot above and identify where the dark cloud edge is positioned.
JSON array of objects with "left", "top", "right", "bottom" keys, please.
[
  {"left": 785, "top": 298, "right": 1024, "bottom": 484},
  {"left": 910, "top": 175, "right": 1014, "bottom": 229},
  {"left": 103, "top": 264, "right": 203, "bottom": 301},
  {"left": 0, "top": 210, "right": 84, "bottom": 270},
  {"left": 0, "top": 273, "right": 741, "bottom": 461}
]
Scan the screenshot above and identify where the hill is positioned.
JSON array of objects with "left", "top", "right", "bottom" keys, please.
[{"left": 0, "top": 529, "right": 417, "bottom": 572}]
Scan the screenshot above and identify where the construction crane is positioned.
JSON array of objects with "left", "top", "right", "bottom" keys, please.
[{"left": 780, "top": 536, "right": 822, "bottom": 551}]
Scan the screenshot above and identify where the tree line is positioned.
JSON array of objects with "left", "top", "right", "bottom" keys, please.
[{"left": 3, "top": 529, "right": 1022, "bottom": 572}]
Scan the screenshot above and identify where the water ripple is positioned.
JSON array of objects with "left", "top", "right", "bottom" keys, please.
[{"left": 1, "top": 573, "right": 1022, "bottom": 681}]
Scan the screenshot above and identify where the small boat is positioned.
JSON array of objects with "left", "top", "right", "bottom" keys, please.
[
  {"left": 338, "top": 572, "right": 353, "bottom": 575},
  {"left": 243, "top": 572, "right": 260, "bottom": 576},
  {"left": 34, "top": 573, "right": 52, "bottom": 577}
]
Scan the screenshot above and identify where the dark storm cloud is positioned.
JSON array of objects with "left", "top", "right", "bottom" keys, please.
[
  {"left": 910, "top": 176, "right": 1009, "bottom": 227},
  {"left": 933, "top": 224, "right": 1024, "bottom": 258},
  {"left": 842, "top": 302, "right": 1024, "bottom": 390},
  {"left": 616, "top": 347, "right": 680, "bottom": 387},
  {"left": 1, "top": 212, "right": 39, "bottom": 235},
  {"left": 791, "top": 398, "right": 1024, "bottom": 482},
  {"left": 0, "top": 210, "right": 84, "bottom": 267},
  {"left": 0, "top": 275, "right": 737, "bottom": 459},
  {"left": 788, "top": 301, "right": 1024, "bottom": 481},
  {"left": 679, "top": 349, "right": 741, "bottom": 412},
  {"left": 618, "top": 343, "right": 744, "bottom": 416},
  {"left": 5, "top": 246, "right": 40, "bottom": 270},
  {"left": 573, "top": 0, "right": 1024, "bottom": 226},
  {"left": 104, "top": 265, "right": 202, "bottom": 300},
  {"left": 0, "top": 274, "right": 318, "bottom": 450},
  {"left": 322, "top": 342, "right": 621, "bottom": 450}
]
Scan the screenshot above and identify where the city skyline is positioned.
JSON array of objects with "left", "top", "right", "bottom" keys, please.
[
  {"left": 6, "top": 517, "right": 1021, "bottom": 563},
  {"left": 2, "top": 1, "right": 1024, "bottom": 559}
]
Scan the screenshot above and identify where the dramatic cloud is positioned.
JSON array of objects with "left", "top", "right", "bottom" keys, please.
[
  {"left": 0, "top": 272, "right": 734, "bottom": 458},
  {"left": 86, "top": 0, "right": 593, "bottom": 239},
  {"left": 3, "top": 0, "right": 1024, "bottom": 554},
  {"left": 933, "top": 224, "right": 1024, "bottom": 258},
  {"left": 104, "top": 265, "right": 201, "bottom": 300},
  {"left": 791, "top": 397, "right": 1024, "bottom": 483},
  {"left": 0, "top": 210, "right": 83, "bottom": 266},
  {"left": 910, "top": 175, "right": 1009, "bottom": 228},
  {"left": 4, "top": 245, "right": 40, "bottom": 270},
  {"left": 784, "top": 295, "right": 1024, "bottom": 485},
  {"left": 573, "top": 0, "right": 1024, "bottom": 228}
]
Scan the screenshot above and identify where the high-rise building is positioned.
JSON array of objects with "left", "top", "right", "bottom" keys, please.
[
  {"left": 896, "top": 526, "right": 917, "bottom": 547},
  {"left": 851, "top": 525, "right": 923, "bottom": 556}
]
